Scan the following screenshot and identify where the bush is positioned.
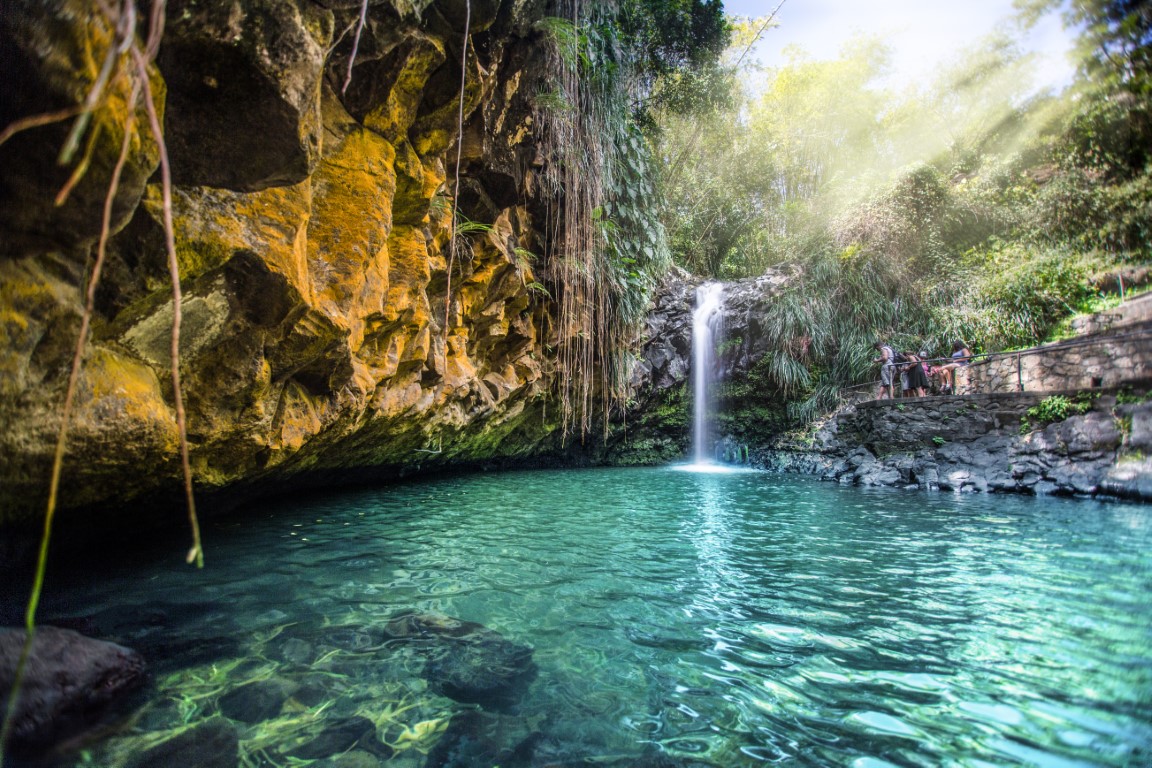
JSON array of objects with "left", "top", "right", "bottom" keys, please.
[
  {"left": 952, "top": 243, "right": 1102, "bottom": 350},
  {"left": 1022, "top": 393, "right": 1095, "bottom": 432}
]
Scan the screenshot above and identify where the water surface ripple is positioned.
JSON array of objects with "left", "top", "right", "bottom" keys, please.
[{"left": 25, "top": 468, "right": 1152, "bottom": 766}]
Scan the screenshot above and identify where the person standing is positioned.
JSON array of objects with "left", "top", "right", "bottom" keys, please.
[
  {"left": 902, "top": 350, "right": 930, "bottom": 397},
  {"left": 873, "top": 341, "right": 896, "bottom": 400}
]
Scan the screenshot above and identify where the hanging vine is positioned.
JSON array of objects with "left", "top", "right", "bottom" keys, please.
[
  {"left": 0, "top": 0, "right": 202, "bottom": 760},
  {"left": 444, "top": 0, "right": 472, "bottom": 337},
  {"left": 533, "top": 1, "right": 672, "bottom": 441}
]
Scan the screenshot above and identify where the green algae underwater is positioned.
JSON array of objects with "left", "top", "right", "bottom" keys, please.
[{"left": 5, "top": 466, "right": 1152, "bottom": 767}]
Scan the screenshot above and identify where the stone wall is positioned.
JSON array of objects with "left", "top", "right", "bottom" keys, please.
[
  {"left": 759, "top": 391, "right": 1152, "bottom": 501},
  {"left": 965, "top": 295, "right": 1152, "bottom": 394}
]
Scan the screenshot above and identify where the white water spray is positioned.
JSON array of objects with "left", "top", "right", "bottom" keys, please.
[{"left": 691, "top": 283, "right": 724, "bottom": 465}]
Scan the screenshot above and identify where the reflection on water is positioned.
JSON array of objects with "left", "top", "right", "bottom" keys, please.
[{"left": 12, "top": 468, "right": 1152, "bottom": 766}]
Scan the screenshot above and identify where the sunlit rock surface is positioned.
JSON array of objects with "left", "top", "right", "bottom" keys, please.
[{"left": 0, "top": 0, "right": 557, "bottom": 525}]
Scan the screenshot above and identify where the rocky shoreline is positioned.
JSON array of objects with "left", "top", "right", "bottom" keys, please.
[
  {"left": 752, "top": 391, "right": 1152, "bottom": 502},
  {"left": 614, "top": 273, "right": 1152, "bottom": 503}
]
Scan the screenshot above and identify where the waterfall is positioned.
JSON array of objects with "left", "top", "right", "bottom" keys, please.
[{"left": 691, "top": 283, "right": 725, "bottom": 465}]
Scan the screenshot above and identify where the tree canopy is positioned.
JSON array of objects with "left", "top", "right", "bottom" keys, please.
[{"left": 648, "top": 0, "right": 1150, "bottom": 413}]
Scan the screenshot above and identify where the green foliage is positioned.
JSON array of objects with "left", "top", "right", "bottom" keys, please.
[
  {"left": 1115, "top": 413, "right": 1134, "bottom": 443},
  {"left": 1021, "top": 0, "right": 1152, "bottom": 87},
  {"left": 1046, "top": 291, "right": 1124, "bottom": 341},
  {"left": 618, "top": 0, "right": 731, "bottom": 117},
  {"left": 531, "top": 0, "right": 723, "bottom": 438},
  {"left": 1116, "top": 387, "right": 1151, "bottom": 404},
  {"left": 652, "top": 1, "right": 1150, "bottom": 423},
  {"left": 932, "top": 435, "right": 946, "bottom": 446},
  {"left": 952, "top": 243, "right": 1099, "bottom": 350},
  {"left": 1029, "top": 394, "right": 1075, "bottom": 422},
  {"left": 1023, "top": 392, "right": 1096, "bottom": 430},
  {"left": 716, "top": 336, "right": 743, "bottom": 354},
  {"left": 535, "top": 16, "right": 589, "bottom": 70},
  {"left": 453, "top": 216, "right": 493, "bottom": 236}
]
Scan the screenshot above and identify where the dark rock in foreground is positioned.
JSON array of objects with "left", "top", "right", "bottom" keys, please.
[{"left": 0, "top": 626, "right": 146, "bottom": 754}]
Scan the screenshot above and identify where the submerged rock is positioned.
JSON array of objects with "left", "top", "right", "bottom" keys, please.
[
  {"left": 423, "top": 631, "right": 536, "bottom": 708},
  {"left": 124, "top": 717, "right": 239, "bottom": 768},
  {"left": 421, "top": 710, "right": 706, "bottom": 768},
  {"left": 422, "top": 710, "right": 542, "bottom": 768},
  {"left": 217, "top": 677, "right": 297, "bottom": 723},
  {"left": 0, "top": 626, "right": 146, "bottom": 753},
  {"left": 287, "top": 715, "right": 388, "bottom": 760},
  {"left": 384, "top": 612, "right": 537, "bottom": 709},
  {"left": 278, "top": 636, "right": 315, "bottom": 665},
  {"left": 315, "top": 751, "right": 384, "bottom": 768}
]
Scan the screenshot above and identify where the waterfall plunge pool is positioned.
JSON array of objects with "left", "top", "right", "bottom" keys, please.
[{"left": 14, "top": 468, "right": 1152, "bottom": 767}]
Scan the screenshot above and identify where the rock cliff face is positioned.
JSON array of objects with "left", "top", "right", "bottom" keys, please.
[
  {"left": 760, "top": 394, "right": 1152, "bottom": 501},
  {"left": 0, "top": 0, "right": 562, "bottom": 525},
  {"left": 603, "top": 270, "right": 797, "bottom": 464}
]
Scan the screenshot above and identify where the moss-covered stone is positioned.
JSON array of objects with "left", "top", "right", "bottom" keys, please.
[
  {"left": 0, "top": 0, "right": 161, "bottom": 252},
  {"left": 0, "top": 0, "right": 568, "bottom": 530}
]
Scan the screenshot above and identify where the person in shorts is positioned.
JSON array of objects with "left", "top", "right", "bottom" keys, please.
[{"left": 873, "top": 341, "right": 896, "bottom": 400}]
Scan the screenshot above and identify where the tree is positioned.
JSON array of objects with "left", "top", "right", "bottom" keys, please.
[
  {"left": 1016, "top": 0, "right": 1151, "bottom": 85},
  {"left": 618, "top": 0, "right": 731, "bottom": 118}
]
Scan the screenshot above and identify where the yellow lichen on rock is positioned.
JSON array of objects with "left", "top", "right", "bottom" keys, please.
[
  {"left": 157, "top": 182, "right": 314, "bottom": 289},
  {"left": 0, "top": 259, "right": 76, "bottom": 397},
  {"left": 307, "top": 94, "right": 399, "bottom": 342},
  {"left": 76, "top": 347, "right": 176, "bottom": 438},
  {"left": 0, "top": 0, "right": 566, "bottom": 521},
  {"left": 411, "top": 48, "right": 489, "bottom": 157},
  {"left": 270, "top": 380, "right": 325, "bottom": 453},
  {"left": 384, "top": 225, "right": 435, "bottom": 328},
  {"left": 362, "top": 32, "right": 446, "bottom": 143}
]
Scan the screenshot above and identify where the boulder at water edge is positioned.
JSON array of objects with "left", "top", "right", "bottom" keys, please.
[{"left": 0, "top": 626, "right": 146, "bottom": 754}]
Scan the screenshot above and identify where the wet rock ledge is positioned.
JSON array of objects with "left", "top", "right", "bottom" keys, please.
[{"left": 757, "top": 391, "right": 1152, "bottom": 501}]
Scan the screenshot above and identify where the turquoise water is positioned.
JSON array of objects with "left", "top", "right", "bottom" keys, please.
[{"left": 24, "top": 468, "right": 1152, "bottom": 766}]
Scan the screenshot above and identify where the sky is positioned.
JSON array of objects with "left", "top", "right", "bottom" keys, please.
[{"left": 720, "top": 0, "right": 1079, "bottom": 93}]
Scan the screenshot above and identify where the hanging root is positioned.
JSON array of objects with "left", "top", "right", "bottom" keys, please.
[
  {"left": 0, "top": 1, "right": 206, "bottom": 763},
  {"left": 132, "top": 46, "right": 203, "bottom": 568},
  {"left": 443, "top": 0, "right": 472, "bottom": 337},
  {"left": 342, "top": 0, "right": 369, "bottom": 95}
]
